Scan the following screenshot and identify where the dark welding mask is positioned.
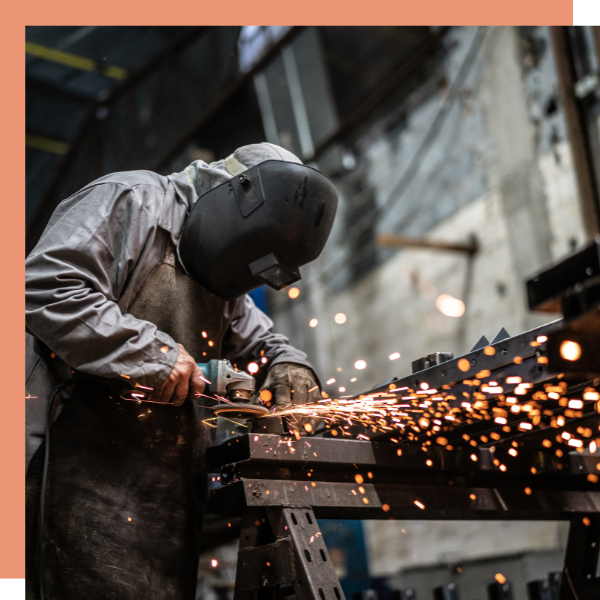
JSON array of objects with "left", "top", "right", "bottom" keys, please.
[{"left": 178, "top": 160, "right": 338, "bottom": 301}]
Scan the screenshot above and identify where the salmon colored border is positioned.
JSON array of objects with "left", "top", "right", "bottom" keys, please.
[{"left": 7, "top": 0, "right": 573, "bottom": 582}]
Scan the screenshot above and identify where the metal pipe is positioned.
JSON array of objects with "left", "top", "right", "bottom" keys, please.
[{"left": 377, "top": 233, "right": 478, "bottom": 254}]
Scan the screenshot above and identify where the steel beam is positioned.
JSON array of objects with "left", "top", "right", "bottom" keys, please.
[
  {"left": 377, "top": 233, "right": 478, "bottom": 255},
  {"left": 208, "top": 477, "right": 600, "bottom": 522},
  {"left": 550, "top": 27, "right": 600, "bottom": 238},
  {"left": 305, "top": 28, "right": 449, "bottom": 163}
]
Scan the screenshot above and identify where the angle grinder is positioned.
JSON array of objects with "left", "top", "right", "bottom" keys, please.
[
  {"left": 197, "top": 359, "right": 268, "bottom": 419},
  {"left": 119, "top": 358, "right": 274, "bottom": 422}
]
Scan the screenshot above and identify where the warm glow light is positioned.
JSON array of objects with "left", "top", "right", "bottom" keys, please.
[
  {"left": 506, "top": 376, "right": 521, "bottom": 384},
  {"left": 211, "top": 559, "right": 218, "bottom": 568},
  {"left": 339, "top": 387, "right": 346, "bottom": 393},
  {"left": 326, "top": 378, "right": 336, "bottom": 385},
  {"left": 458, "top": 358, "right": 470, "bottom": 372},
  {"left": 495, "top": 574, "right": 506, "bottom": 585},
  {"left": 260, "top": 389, "right": 272, "bottom": 402},
  {"left": 389, "top": 352, "right": 401, "bottom": 361},
  {"left": 354, "top": 360, "right": 367, "bottom": 370},
  {"left": 309, "top": 318, "right": 319, "bottom": 328},
  {"left": 334, "top": 312, "right": 347, "bottom": 324},
  {"left": 568, "top": 399, "right": 584, "bottom": 410},
  {"left": 482, "top": 386, "right": 504, "bottom": 394},
  {"left": 247, "top": 362, "right": 259, "bottom": 374},
  {"left": 560, "top": 340, "right": 582, "bottom": 361},
  {"left": 288, "top": 287, "right": 300, "bottom": 299},
  {"left": 435, "top": 294, "right": 465, "bottom": 318}
]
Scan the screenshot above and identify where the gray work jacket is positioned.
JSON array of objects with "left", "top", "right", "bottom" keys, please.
[{"left": 25, "top": 169, "right": 312, "bottom": 468}]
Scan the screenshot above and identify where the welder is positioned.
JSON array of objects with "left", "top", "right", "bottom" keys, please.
[{"left": 25, "top": 142, "right": 338, "bottom": 600}]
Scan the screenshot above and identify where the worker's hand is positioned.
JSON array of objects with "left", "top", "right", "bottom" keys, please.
[
  {"left": 260, "top": 363, "right": 321, "bottom": 435},
  {"left": 149, "top": 343, "right": 205, "bottom": 406}
]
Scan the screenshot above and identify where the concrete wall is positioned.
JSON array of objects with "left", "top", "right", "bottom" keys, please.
[{"left": 266, "top": 26, "right": 589, "bottom": 577}]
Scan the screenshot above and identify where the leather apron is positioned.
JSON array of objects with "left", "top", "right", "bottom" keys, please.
[{"left": 26, "top": 244, "right": 226, "bottom": 600}]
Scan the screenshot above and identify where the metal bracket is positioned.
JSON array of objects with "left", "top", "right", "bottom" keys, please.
[{"left": 233, "top": 506, "right": 344, "bottom": 600}]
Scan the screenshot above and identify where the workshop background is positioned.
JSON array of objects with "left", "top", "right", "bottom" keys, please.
[{"left": 26, "top": 26, "right": 600, "bottom": 600}]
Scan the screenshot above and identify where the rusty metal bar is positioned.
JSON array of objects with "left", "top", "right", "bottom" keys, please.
[{"left": 377, "top": 233, "right": 478, "bottom": 254}]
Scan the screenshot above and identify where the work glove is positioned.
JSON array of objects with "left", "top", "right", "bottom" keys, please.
[{"left": 260, "top": 363, "right": 321, "bottom": 435}]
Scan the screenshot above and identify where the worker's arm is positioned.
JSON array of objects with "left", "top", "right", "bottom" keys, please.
[
  {"left": 222, "top": 295, "right": 321, "bottom": 434},
  {"left": 221, "top": 294, "right": 317, "bottom": 378},
  {"left": 26, "top": 181, "right": 180, "bottom": 394}
]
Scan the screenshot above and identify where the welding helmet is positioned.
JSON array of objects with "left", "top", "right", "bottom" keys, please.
[{"left": 178, "top": 160, "right": 338, "bottom": 301}]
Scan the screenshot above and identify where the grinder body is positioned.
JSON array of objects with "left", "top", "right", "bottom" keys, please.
[
  {"left": 198, "top": 360, "right": 270, "bottom": 419},
  {"left": 197, "top": 359, "right": 255, "bottom": 401}
]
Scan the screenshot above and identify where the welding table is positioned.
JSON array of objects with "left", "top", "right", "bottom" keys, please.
[
  {"left": 206, "top": 431, "right": 600, "bottom": 600},
  {"left": 205, "top": 239, "right": 600, "bottom": 600}
]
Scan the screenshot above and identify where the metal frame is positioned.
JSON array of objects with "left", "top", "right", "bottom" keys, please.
[
  {"left": 206, "top": 242, "right": 600, "bottom": 600},
  {"left": 206, "top": 431, "right": 600, "bottom": 600}
]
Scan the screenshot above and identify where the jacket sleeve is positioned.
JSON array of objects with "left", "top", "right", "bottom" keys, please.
[
  {"left": 221, "top": 295, "right": 317, "bottom": 381},
  {"left": 25, "top": 182, "right": 177, "bottom": 389}
]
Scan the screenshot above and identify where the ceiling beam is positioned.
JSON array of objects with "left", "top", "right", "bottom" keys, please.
[
  {"left": 27, "top": 26, "right": 210, "bottom": 253},
  {"left": 153, "top": 26, "right": 304, "bottom": 172},
  {"left": 305, "top": 27, "right": 449, "bottom": 163},
  {"left": 26, "top": 40, "right": 127, "bottom": 80}
]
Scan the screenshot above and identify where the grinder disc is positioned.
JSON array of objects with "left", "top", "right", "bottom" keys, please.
[{"left": 211, "top": 402, "right": 269, "bottom": 419}]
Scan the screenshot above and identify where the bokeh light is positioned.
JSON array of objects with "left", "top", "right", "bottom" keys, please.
[
  {"left": 309, "top": 318, "right": 318, "bottom": 328},
  {"left": 334, "top": 312, "right": 347, "bottom": 324},
  {"left": 354, "top": 360, "right": 367, "bottom": 370},
  {"left": 435, "top": 294, "right": 465, "bottom": 317},
  {"left": 389, "top": 352, "right": 401, "bottom": 360},
  {"left": 247, "top": 362, "right": 259, "bottom": 374},
  {"left": 560, "top": 340, "right": 581, "bottom": 361},
  {"left": 288, "top": 287, "right": 300, "bottom": 299}
]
